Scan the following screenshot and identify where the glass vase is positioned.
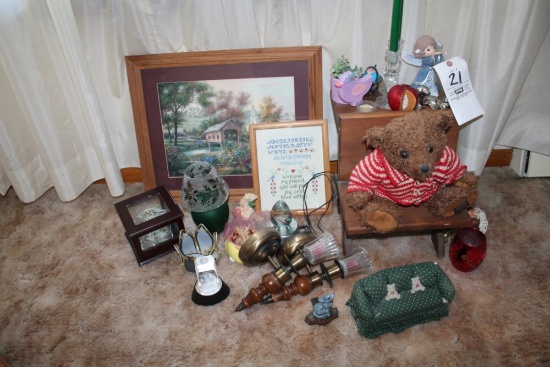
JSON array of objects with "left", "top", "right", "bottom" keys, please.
[{"left": 449, "top": 228, "right": 487, "bottom": 272}]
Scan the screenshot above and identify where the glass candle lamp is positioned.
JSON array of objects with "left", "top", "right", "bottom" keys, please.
[
  {"left": 181, "top": 162, "right": 230, "bottom": 234},
  {"left": 449, "top": 228, "right": 487, "bottom": 272}
]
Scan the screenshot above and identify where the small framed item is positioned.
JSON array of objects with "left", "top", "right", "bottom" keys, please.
[
  {"left": 249, "top": 119, "right": 331, "bottom": 215},
  {"left": 115, "top": 185, "right": 184, "bottom": 266}
]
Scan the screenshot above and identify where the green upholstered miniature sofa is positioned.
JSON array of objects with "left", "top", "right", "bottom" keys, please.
[{"left": 346, "top": 261, "right": 455, "bottom": 338}]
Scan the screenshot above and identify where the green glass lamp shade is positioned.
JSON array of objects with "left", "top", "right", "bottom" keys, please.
[
  {"left": 181, "top": 162, "right": 230, "bottom": 234},
  {"left": 191, "top": 200, "right": 230, "bottom": 234}
]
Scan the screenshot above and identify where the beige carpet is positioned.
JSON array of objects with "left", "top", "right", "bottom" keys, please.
[{"left": 1, "top": 167, "right": 549, "bottom": 366}]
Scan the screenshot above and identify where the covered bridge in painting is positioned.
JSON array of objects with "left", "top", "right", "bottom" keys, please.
[{"left": 203, "top": 118, "right": 242, "bottom": 148}]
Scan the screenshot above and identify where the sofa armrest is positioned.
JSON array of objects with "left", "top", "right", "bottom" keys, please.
[
  {"left": 435, "top": 265, "right": 455, "bottom": 302},
  {"left": 346, "top": 279, "right": 378, "bottom": 320}
]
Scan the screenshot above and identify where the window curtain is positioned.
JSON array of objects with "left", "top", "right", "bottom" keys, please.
[
  {"left": 496, "top": 25, "right": 550, "bottom": 157},
  {"left": 1, "top": 0, "right": 548, "bottom": 203}
]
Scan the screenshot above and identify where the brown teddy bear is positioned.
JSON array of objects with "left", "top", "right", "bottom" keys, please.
[{"left": 346, "top": 110, "right": 478, "bottom": 233}]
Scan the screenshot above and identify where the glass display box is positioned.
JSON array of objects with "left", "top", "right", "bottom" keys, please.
[{"left": 115, "top": 185, "right": 184, "bottom": 266}]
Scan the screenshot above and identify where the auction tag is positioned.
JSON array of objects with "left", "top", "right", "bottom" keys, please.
[{"left": 434, "top": 57, "right": 484, "bottom": 125}]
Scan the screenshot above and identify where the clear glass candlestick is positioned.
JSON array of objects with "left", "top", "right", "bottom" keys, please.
[
  {"left": 376, "top": 39, "right": 404, "bottom": 109},
  {"left": 384, "top": 39, "right": 403, "bottom": 89}
]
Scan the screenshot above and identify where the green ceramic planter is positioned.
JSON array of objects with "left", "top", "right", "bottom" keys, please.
[{"left": 190, "top": 200, "right": 230, "bottom": 234}]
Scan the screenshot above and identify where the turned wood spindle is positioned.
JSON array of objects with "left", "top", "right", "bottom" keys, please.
[
  {"left": 262, "top": 272, "right": 325, "bottom": 305},
  {"left": 235, "top": 271, "right": 288, "bottom": 311}
]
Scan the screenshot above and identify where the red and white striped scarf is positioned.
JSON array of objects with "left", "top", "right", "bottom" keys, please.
[{"left": 347, "top": 146, "right": 466, "bottom": 206}]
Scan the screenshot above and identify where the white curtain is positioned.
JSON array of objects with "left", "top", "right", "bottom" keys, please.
[
  {"left": 496, "top": 23, "right": 550, "bottom": 156},
  {"left": 1, "top": 0, "right": 549, "bottom": 203}
]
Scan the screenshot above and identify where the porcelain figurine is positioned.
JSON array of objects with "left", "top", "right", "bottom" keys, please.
[
  {"left": 305, "top": 293, "right": 338, "bottom": 325},
  {"left": 402, "top": 35, "right": 444, "bottom": 97}
]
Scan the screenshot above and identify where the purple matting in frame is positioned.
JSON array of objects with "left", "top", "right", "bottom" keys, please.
[{"left": 141, "top": 61, "right": 310, "bottom": 192}]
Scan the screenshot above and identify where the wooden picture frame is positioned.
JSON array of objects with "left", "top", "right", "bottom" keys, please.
[
  {"left": 249, "top": 119, "right": 331, "bottom": 216},
  {"left": 125, "top": 46, "right": 323, "bottom": 200}
]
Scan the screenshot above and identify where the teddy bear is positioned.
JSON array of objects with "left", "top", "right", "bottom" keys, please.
[
  {"left": 346, "top": 110, "right": 478, "bottom": 234},
  {"left": 385, "top": 284, "right": 401, "bottom": 301},
  {"left": 410, "top": 276, "right": 426, "bottom": 293}
]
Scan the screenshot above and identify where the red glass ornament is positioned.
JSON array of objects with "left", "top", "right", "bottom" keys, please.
[{"left": 449, "top": 228, "right": 487, "bottom": 272}]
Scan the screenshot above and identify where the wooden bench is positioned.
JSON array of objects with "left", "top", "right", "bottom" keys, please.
[{"left": 332, "top": 99, "right": 478, "bottom": 257}]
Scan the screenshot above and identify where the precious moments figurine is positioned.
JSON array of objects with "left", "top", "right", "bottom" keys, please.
[{"left": 402, "top": 35, "right": 444, "bottom": 96}]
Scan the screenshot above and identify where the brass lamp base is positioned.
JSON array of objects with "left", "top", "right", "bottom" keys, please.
[
  {"left": 238, "top": 228, "right": 281, "bottom": 267},
  {"left": 235, "top": 228, "right": 317, "bottom": 311}
]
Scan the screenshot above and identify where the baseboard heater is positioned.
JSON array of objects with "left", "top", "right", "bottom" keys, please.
[{"left": 511, "top": 149, "right": 550, "bottom": 177}]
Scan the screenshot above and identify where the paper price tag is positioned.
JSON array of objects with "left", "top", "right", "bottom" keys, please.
[{"left": 434, "top": 57, "right": 484, "bottom": 125}]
